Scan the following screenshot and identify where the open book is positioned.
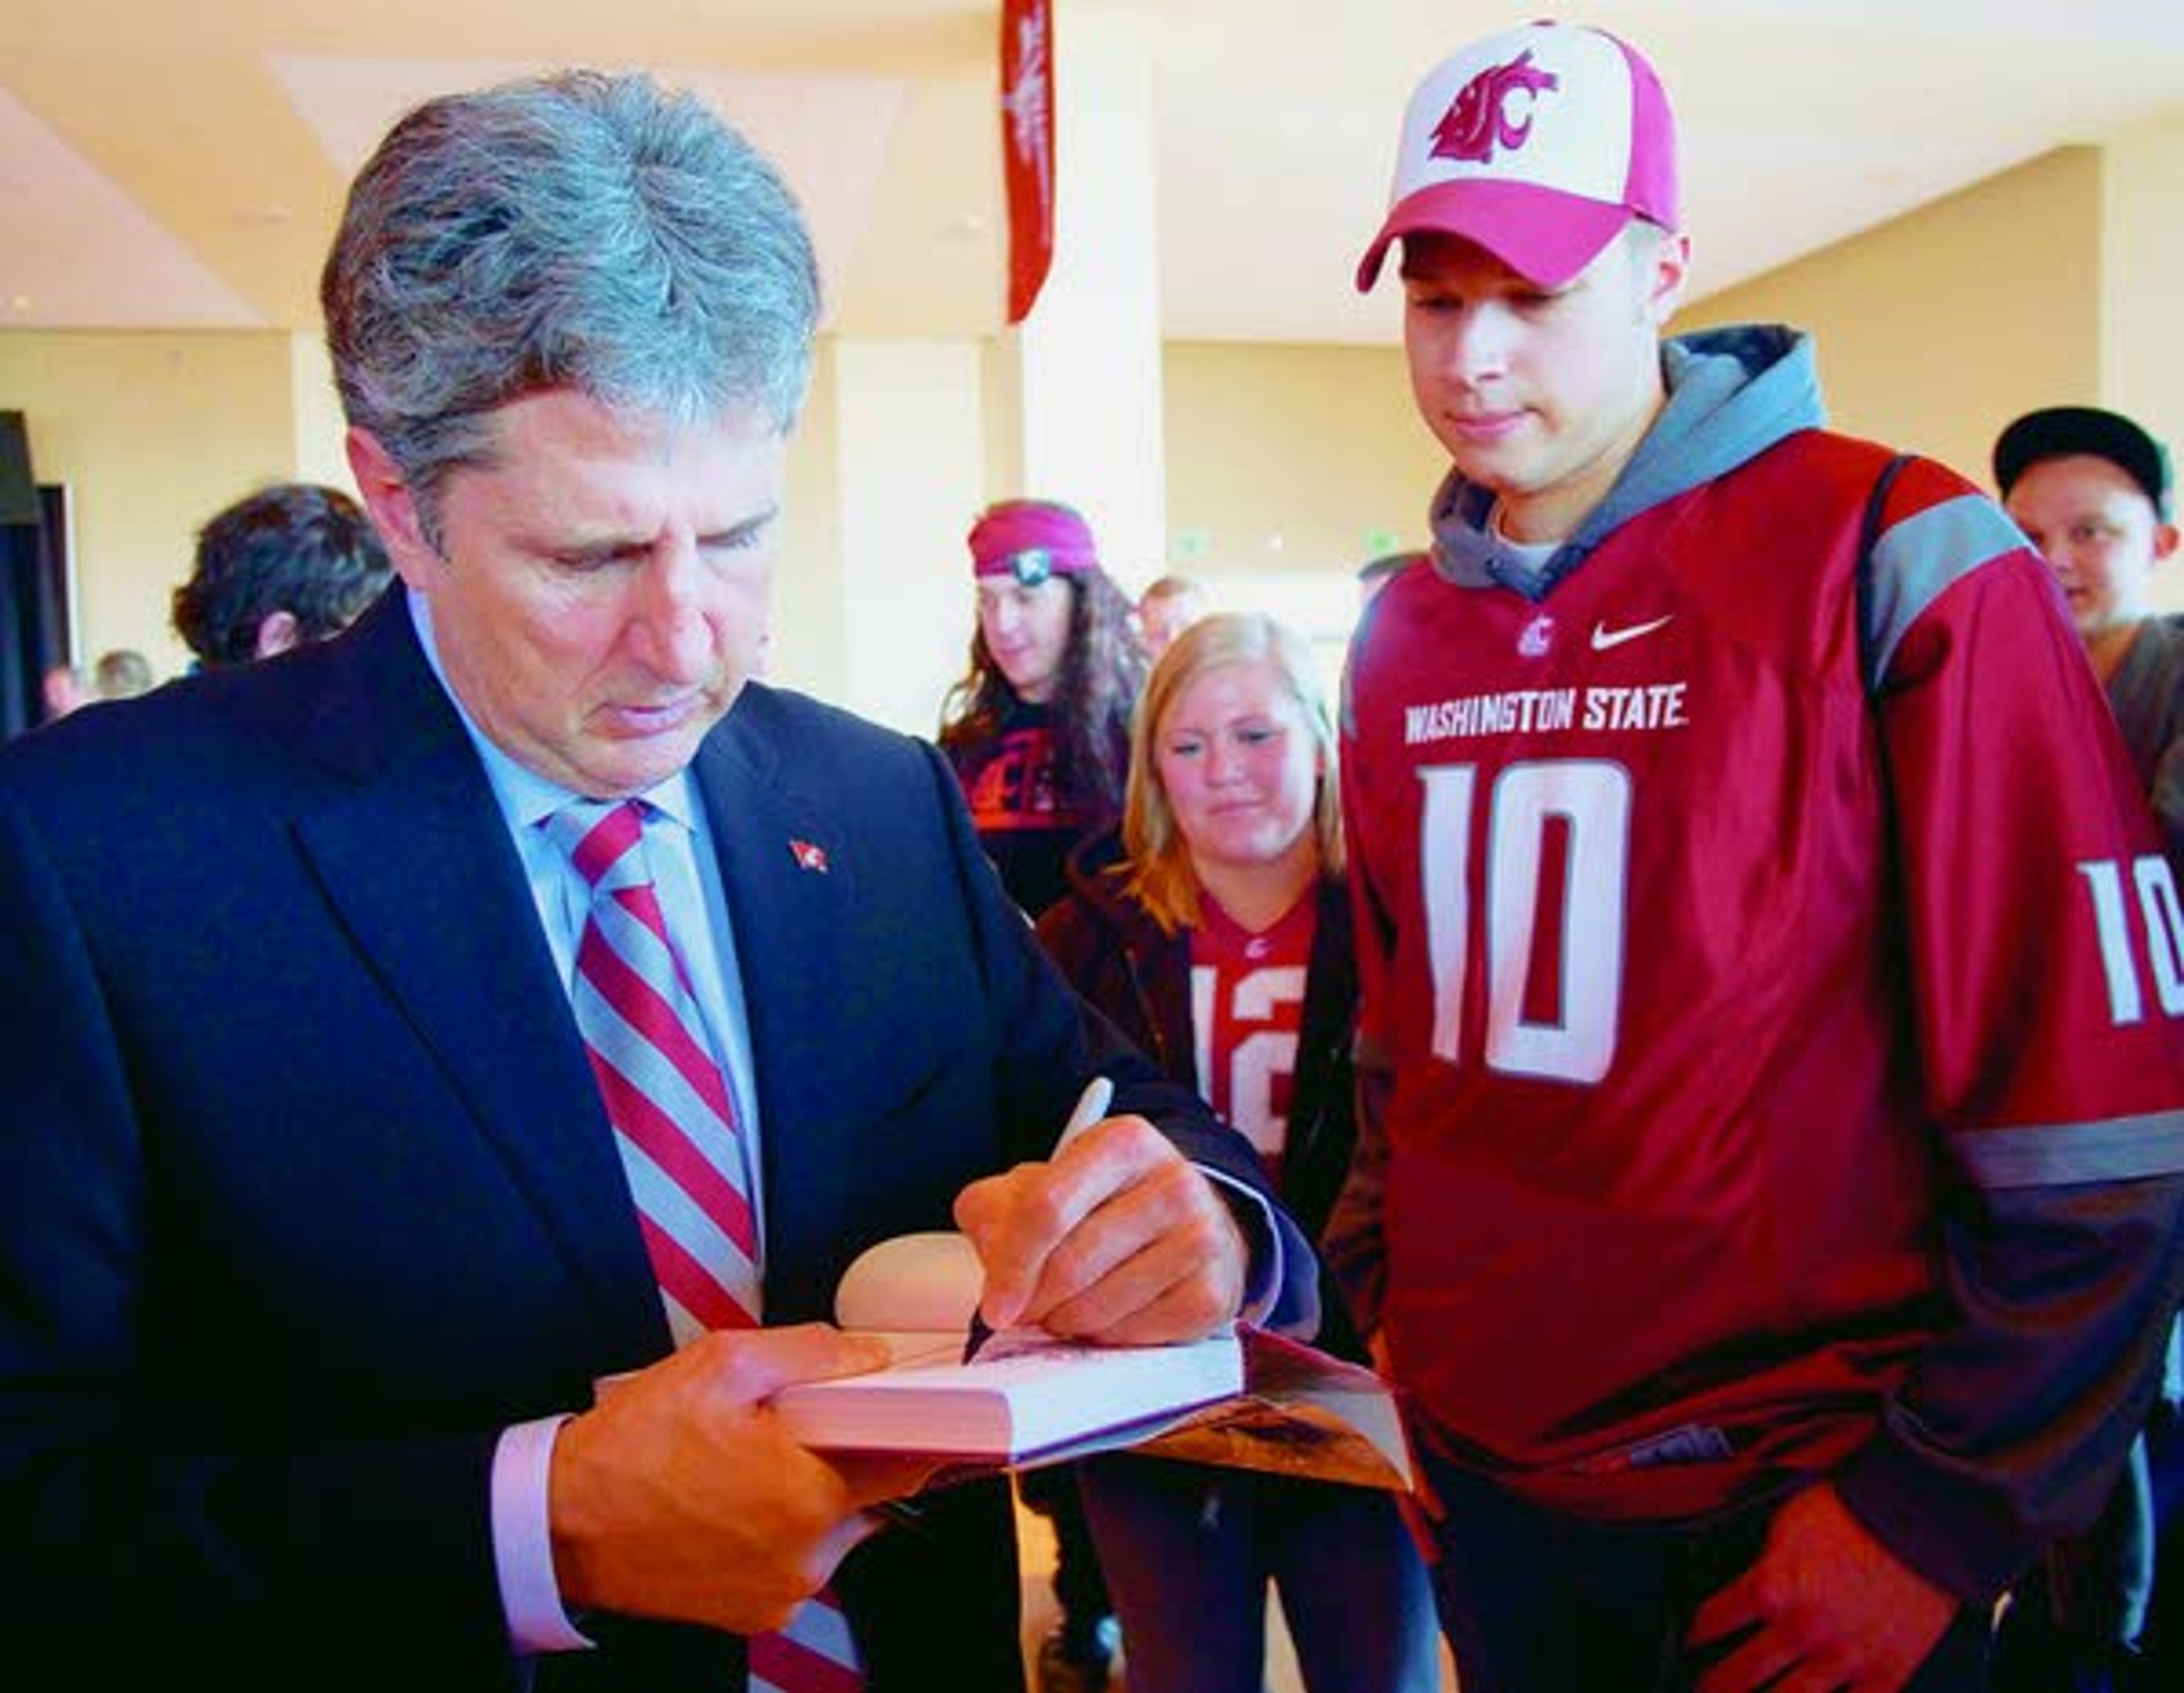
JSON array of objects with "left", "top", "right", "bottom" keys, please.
[{"left": 767, "top": 1231, "right": 1414, "bottom": 1491}]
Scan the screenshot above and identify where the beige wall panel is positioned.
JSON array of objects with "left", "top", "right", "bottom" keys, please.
[
  {"left": 1676, "top": 148, "right": 2102, "bottom": 497},
  {"left": 0, "top": 329, "right": 296, "bottom": 679},
  {"left": 1163, "top": 340, "right": 1447, "bottom": 589},
  {"left": 2102, "top": 109, "right": 2184, "bottom": 478}
]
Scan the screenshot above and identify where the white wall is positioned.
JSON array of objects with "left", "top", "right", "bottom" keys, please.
[{"left": 825, "top": 338, "right": 987, "bottom": 737}]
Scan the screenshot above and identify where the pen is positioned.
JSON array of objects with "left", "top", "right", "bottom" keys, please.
[{"left": 961, "top": 1074, "right": 1115, "bottom": 1364}]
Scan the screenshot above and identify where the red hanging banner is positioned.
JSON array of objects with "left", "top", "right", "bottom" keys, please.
[{"left": 1000, "top": 0, "right": 1055, "bottom": 324}]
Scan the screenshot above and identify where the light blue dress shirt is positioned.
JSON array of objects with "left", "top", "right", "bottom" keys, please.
[{"left": 406, "top": 592, "right": 746, "bottom": 1653}]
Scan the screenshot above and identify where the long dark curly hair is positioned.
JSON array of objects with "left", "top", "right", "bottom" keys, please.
[{"left": 937, "top": 564, "right": 1148, "bottom": 824}]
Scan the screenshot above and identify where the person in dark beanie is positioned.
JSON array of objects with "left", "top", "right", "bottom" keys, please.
[
  {"left": 1992, "top": 402, "right": 2183, "bottom": 1693},
  {"left": 1995, "top": 405, "right": 2182, "bottom": 861}
]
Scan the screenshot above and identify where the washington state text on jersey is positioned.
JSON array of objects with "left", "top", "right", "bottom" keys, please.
[{"left": 1404, "top": 682, "right": 1690, "bottom": 744}]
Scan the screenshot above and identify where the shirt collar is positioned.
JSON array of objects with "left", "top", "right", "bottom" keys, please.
[{"left": 404, "top": 586, "right": 700, "bottom": 835}]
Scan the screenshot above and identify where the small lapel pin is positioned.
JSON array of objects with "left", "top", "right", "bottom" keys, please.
[{"left": 789, "top": 839, "right": 830, "bottom": 873}]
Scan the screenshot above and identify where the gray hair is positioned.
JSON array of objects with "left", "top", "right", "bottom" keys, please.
[{"left": 321, "top": 69, "right": 820, "bottom": 542}]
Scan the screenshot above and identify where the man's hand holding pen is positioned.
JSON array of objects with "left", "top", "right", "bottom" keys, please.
[{"left": 952, "top": 1076, "right": 1250, "bottom": 1353}]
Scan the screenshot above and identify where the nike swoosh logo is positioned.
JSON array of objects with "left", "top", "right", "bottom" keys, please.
[{"left": 1590, "top": 614, "right": 1674, "bottom": 651}]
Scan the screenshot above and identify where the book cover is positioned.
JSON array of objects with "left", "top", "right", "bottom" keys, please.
[{"left": 768, "top": 1324, "right": 1245, "bottom": 1462}]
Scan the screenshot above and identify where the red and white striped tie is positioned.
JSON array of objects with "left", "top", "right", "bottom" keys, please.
[{"left": 552, "top": 799, "right": 863, "bottom": 1693}]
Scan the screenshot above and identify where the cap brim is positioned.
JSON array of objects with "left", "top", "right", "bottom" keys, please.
[
  {"left": 1355, "top": 180, "right": 1636, "bottom": 292},
  {"left": 1993, "top": 406, "right": 2172, "bottom": 518}
]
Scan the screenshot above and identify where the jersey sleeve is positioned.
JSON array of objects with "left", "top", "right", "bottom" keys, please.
[
  {"left": 1328, "top": 656, "right": 1401, "bottom": 1341},
  {"left": 1834, "top": 457, "right": 2184, "bottom": 1600},
  {"left": 2150, "top": 732, "right": 2184, "bottom": 872}
]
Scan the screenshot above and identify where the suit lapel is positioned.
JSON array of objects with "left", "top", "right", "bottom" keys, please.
[
  {"left": 695, "top": 691, "right": 859, "bottom": 1313},
  {"left": 291, "top": 598, "right": 662, "bottom": 1335}
]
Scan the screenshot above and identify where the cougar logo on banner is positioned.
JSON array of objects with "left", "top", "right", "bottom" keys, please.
[
  {"left": 1431, "top": 49, "right": 1560, "bottom": 163},
  {"left": 1000, "top": 0, "right": 1054, "bottom": 324}
]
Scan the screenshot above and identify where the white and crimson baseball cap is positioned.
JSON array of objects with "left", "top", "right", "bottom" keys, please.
[{"left": 1355, "top": 20, "right": 1679, "bottom": 292}]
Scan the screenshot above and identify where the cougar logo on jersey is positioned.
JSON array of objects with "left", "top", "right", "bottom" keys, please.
[
  {"left": 960, "top": 726, "right": 1070, "bottom": 829},
  {"left": 1430, "top": 49, "right": 1560, "bottom": 164},
  {"left": 1517, "top": 614, "right": 1556, "bottom": 657}
]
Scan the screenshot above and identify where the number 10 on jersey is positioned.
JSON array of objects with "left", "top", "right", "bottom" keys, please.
[{"left": 1418, "top": 759, "right": 1630, "bottom": 1085}]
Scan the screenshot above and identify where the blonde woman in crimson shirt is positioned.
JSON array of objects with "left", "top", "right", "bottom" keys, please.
[{"left": 1036, "top": 612, "right": 1440, "bottom": 1693}]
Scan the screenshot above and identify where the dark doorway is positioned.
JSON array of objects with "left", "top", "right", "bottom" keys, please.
[{"left": 2, "top": 484, "right": 75, "bottom": 741}]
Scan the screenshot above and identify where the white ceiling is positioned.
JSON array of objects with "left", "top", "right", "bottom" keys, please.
[{"left": 5, "top": 0, "right": 2184, "bottom": 350}]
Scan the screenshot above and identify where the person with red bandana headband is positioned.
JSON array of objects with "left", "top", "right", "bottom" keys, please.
[
  {"left": 1333, "top": 18, "right": 2184, "bottom": 1693},
  {"left": 939, "top": 498, "right": 1146, "bottom": 923}
]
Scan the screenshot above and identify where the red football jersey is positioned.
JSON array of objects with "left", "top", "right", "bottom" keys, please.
[
  {"left": 1342, "top": 434, "right": 2184, "bottom": 1522},
  {"left": 1189, "top": 890, "right": 1316, "bottom": 1185}
]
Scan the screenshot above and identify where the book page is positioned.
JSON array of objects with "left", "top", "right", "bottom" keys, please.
[
  {"left": 769, "top": 1326, "right": 1244, "bottom": 1459},
  {"left": 806, "top": 1232, "right": 1416, "bottom": 1491}
]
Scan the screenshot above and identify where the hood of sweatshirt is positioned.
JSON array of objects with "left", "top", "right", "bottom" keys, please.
[{"left": 1426, "top": 323, "right": 1828, "bottom": 601}]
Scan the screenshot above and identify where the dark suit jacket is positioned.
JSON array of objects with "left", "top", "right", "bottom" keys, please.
[{"left": 0, "top": 592, "right": 1310, "bottom": 1692}]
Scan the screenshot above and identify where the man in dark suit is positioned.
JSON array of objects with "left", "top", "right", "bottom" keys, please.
[{"left": 0, "top": 71, "right": 1313, "bottom": 1693}]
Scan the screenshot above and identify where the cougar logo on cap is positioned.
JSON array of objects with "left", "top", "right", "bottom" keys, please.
[
  {"left": 1354, "top": 22, "right": 1680, "bottom": 294},
  {"left": 1432, "top": 50, "right": 1560, "bottom": 165}
]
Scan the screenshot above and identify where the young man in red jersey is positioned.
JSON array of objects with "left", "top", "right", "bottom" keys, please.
[{"left": 1329, "top": 20, "right": 2184, "bottom": 1693}]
